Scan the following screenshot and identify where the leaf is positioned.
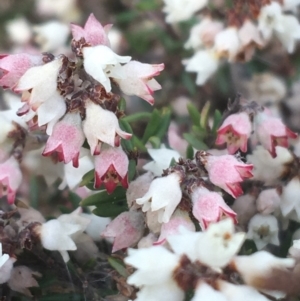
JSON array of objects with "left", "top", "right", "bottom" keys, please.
[
  {"left": 142, "top": 109, "right": 161, "bottom": 143},
  {"left": 79, "top": 169, "right": 94, "bottom": 187},
  {"left": 183, "top": 133, "right": 208, "bottom": 150},
  {"left": 186, "top": 144, "right": 194, "bottom": 159},
  {"left": 92, "top": 200, "right": 128, "bottom": 217},
  {"left": 182, "top": 73, "right": 196, "bottom": 96},
  {"left": 212, "top": 109, "right": 222, "bottom": 133},
  {"left": 155, "top": 107, "right": 171, "bottom": 139},
  {"left": 80, "top": 186, "right": 127, "bottom": 207},
  {"left": 122, "top": 112, "right": 152, "bottom": 123},
  {"left": 108, "top": 256, "right": 129, "bottom": 278},
  {"left": 119, "top": 118, "right": 134, "bottom": 152},
  {"left": 200, "top": 101, "right": 210, "bottom": 129},
  {"left": 132, "top": 136, "right": 147, "bottom": 151},
  {"left": 148, "top": 136, "right": 161, "bottom": 148},
  {"left": 128, "top": 159, "right": 137, "bottom": 181},
  {"left": 118, "top": 97, "right": 126, "bottom": 111},
  {"left": 187, "top": 103, "right": 200, "bottom": 126}
]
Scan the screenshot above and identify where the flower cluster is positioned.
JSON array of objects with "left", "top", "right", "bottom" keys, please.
[
  {"left": 162, "top": 0, "right": 300, "bottom": 85},
  {"left": 0, "top": 14, "right": 164, "bottom": 203}
]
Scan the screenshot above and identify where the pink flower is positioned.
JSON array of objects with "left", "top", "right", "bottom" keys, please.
[
  {"left": 191, "top": 187, "right": 237, "bottom": 229},
  {"left": 198, "top": 152, "right": 253, "bottom": 198},
  {"left": 71, "top": 13, "right": 111, "bottom": 46},
  {"left": 0, "top": 53, "right": 43, "bottom": 90},
  {"left": 216, "top": 112, "right": 252, "bottom": 154},
  {"left": 154, "top": 210, "right": 195, "bottom": 245},
  {"left": 0, "top": 156, "right": 22, "bottom": 204},
  {"left": 102, "top": 211, "right": 144, "bottom": 252},
  {"left": 42, "top": 113, "right": 85, "bottom": 167},
  {"left": 94, "top": 145, "right": 129, "bottom": 193},
  {"left": 83, "top": 100, "right": 132, "bottom": 155},
  {"left": 255, "top": 112, "right": 297, "bottom": 157},
  {"left": 114, "top": 61, "right": 164, "bottom": 105}
]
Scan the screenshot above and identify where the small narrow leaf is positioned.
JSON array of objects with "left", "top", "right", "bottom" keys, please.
[
  {"left": 92, "top": 200, "right": 128, "bottom": 217},
  {"left": 187, "top": 103, "right": 200, "bottom": 126},
  {"left": 108, "top": 256, "right": 129, "bottom": 278},
  {"left": 183, "top": 133, "right": 208, "bottom": 150},
  {"left": 122, "top": 112, "right": 152, "bottom": 123}
]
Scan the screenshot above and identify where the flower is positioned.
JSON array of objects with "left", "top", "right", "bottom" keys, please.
[
  {"left": 256, "top": 188, "right": 281, "bottom": 215},
  {"left": 185, "top": 17, "right": 223, "bottom": 49},
  {"left": 232, "top": 251, "right": 295, "bottom": 289},
  {"left": 191, "top": 186, "right": 237, "bottom": 229},
  {"left": 0, "top": 156, "right": 22, "bottom": 204},
  {"left": 246, "top": 214, "right": 279, "bottom": 250},
  {"left": 136, "top": 172, "right": 183, "bottom": 223},
  {"left": 125, "top": 246, "right": 180, "bottom": 286},
  {"left": 154, "top": 210, "right": 195, "bottom": 245},
  {"left": 83, "top": 45, "right": 131, "bottom": 92},
  {"left": 0, "top": 243, "right": 9, "bottom": 271},
  {"left": 71, "top": 13, "right": 111, "bottom": 46},
  {"left": 94, "top": 145, "right": 129, "bottom": 193},
  {"left": 192, "top": 282, "right": 227, "bottom": 301},
  {"left": 238, "top": 20, "right": 264, "bottom": 49},
  {"left": 143, "top": 147, "right": 181, "bottom": 177},
  {"left": 0, "top": 53, "right": 43, "bottom": 90},
  {"left": 214, "top": 27, "right": 241, "bottom": 61},
  {"left": 42, "top": 112, "right": 85, "bottom": 167},
  {"left": 102, "top": 211, "right": 144, "bottom": 252},
  {"left": 183, "top": 50, "right": 219, "bottom": 85},
  {"left": 255, "top": 112, "right": 297, "bottom": 157},
  {"left": 215, "top": 112, "right": 252, "bottom": 154},
  {"left": 198, "top": 152, "right": 253, "bottom": 198},
  {"left": 162, "top": 0, "right": 208, "bottom": 23},
  {"left": 83, "top": 100, "right": 131, "bottom": 154},
  {"left": 8, "top": 266, "right": 41, "bottom": 297},
  {"left": 33, "top": 21, "right": 70, "bottom": 52},
  {"left": 114, "top": 61, "right": 164, "bottom": 105}
]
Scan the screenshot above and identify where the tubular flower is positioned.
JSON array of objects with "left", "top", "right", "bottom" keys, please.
[
  {"left": 198, "top": 152, "right": 253, "bottom": 198},
  {"left": 191, "top": 186, "right": 237, "bottom": 229},
  {"left": 255, "top": 112, "right": 297, "bottom": 157},
  {"left": 216, "top": 112, "right": 252, "bottom": 154},
  {"left": 136, "top": 172, "right": 183, "bottom": 223},
  {"left": 71, "top": 13, "right": 111, "bottom": 46},
  {"left": 94, "top": 145, "right": 129, "bottom": 193},
  {"left": 83, "top": 100, "right": 132, "bottom": 155},
  {"left": 114, "top": 61, "right": 164, "bottom": 105},
  {"left": 0, "top": 53, "right": 43, "bottom": 90},
  {"left": 102, "top": 211, "right": 144, "bottom": 252},
  {"left": 42, "top": 112, "right": 85, "bottom": 167},
  {"left": 0, "top": 156, "right": 22, "bottom": 204}
]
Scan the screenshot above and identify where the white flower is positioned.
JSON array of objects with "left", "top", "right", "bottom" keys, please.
[
  {"left": 275, "top": 14, "right": 300, "bottom": 53},
  {"left": 192, "top": 282, "right": 227, "bottom": 301},
  {"left": 247, "top": 214, "right": 279, "bottom": 250},
  {"left": 0, "top": 257, "right": 15, "bottom": 284},
  {"left": 247, "top": 146, "right": 293, "bottom": 185},
  {"left": 83, "top": 100, "right": 131, "bottom": 154},
  {"left": 125, "top": 246, "right": 179, "bottom": 287},
  {"left": 196, "top": 218, "right": 245, "bottom": 268},
  {"left": 33, "top": 21, "right": 70, "bottom": 52},
  {"left": 232, "top": 251, "right": 295, "bottom": 289},
  {"left": 183, "top": 50, "right": 219, "bottom": 85},
  {"left": 143, "top": 147, "right": 181, "bottom": 176},
  {"left": 5, "top": 17, "right": 31, "bottom": 45},
  {"left": 280, "top": 177, "right": 300, "bottom": 220},
  {"left": 8, "top": 266, "right": 41, "bottom": 297},
  {"left": 83, "top": 45, "right": 131, "bottom": 92},
  {"left": 136, "top": 172, "right": 183, "bottom": 223},
  {"left": 256, "top": 188, "right": 281, "bottom": 215},
  {"left": 214, "top": 27, "right": 241, "bottom": 61},
  {"left": 38, "top": 219, "right": 82, "bottom": 262},
  {"left": 282, "top": 0, "right": 300, "bottom": 11},
  {"left": 0, "top": 243, "right": 9, "bottom": 270},
  {"left": 163, "top": 0, "right": 208, "bottom": 23},
  {"left": 217, "top": 280, "right": 271, "bottom": 301},
  {"left": 185, "top": 18, "right": 223, "bottom": 49},
  {"left": 135, "top": 280, "right": 184, "bottom": 301},
  {"left": 258, "top": 2, "right": 283, "bottom": 40}
]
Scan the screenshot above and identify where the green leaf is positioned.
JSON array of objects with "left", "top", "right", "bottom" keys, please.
[
  {"left": 148, "top": 136, "right": 161, "bottom": 148},
  {"left": 80, "top": 186, "right": 127, "bottom": 207},
  {"left": 212, "top": 110, "right": 222, "bottom": 133},
  {"left": 92, "top": 200, "right": 128, "bottom": 217},
  {"left": 182, "top": 73, "right": 196, "bottom": 96},
  {"left": 68, "top": 191, "right": 82, "bottom": 208},
  {"left": 118, "top": 97, "right": 126, "bottom": 111},
  {"left": 79, "top": 169, "right": 94, "bottom": 187},
  {"left": 187, "top": 103, "right": 200, "bottom": 126},
  {"left": 200, "top": 101, "right": 210, "bottom": 129},
  {"left": 122, "top": 112, "right": 152, "bottom": 123},
  {"left": 119, "top": 118, "right": 134, "bottom": 152},
  {"left": 142, "top": 109, "right": 161, "bottom": 143},
  {"left": 128, "top": 159, "right": 137, "bottom": 181},
  {"left": 186, "top": 144, "right": 194, "bottom": 159},
  {"left": 108, "top": 256, "right": 129, "bottom": 278},
  {"left": 155, "top": 107, "right": 171, "bottom": 139},
  {"left": 183, "top": 133, "right": 208, "bottom": 150},
  {"left": 132, "top": 136, "right": 147, "bottom": 152}
]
